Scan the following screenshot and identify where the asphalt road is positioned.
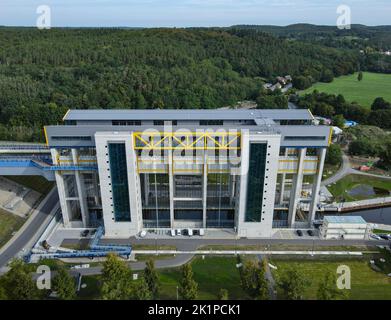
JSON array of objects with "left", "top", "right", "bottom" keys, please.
[{"left": 0, "top": 190, "right": 59, "bottom": 268}]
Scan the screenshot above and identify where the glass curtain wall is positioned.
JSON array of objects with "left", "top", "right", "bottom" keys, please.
[
  {"left": 206, "top": 173, "right": 236, "bottom": 228},
  {"left": 140, "top": 173, "right": 170, "bottom": 228}
]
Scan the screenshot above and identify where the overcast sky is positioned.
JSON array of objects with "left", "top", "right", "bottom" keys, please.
[{"left": 0, "top": 0, "right": 390, "bottom": 27}]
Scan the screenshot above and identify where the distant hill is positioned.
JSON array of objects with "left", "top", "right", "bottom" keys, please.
[{"left": 230, "top": 24, "right": 391, "bottom": 50}]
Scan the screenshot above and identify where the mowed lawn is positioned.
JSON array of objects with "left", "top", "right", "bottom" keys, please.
[
  {"left": 159, "top": 256, "right": 248, "bottom": 300},
  {"left": 272, "top": 259, "right": 391, "bottom": 300},
  {"left": 327, "top": 174, "right": 391, "bottom": 202},
  {"left": 0, "top": 208, "right": 25, "bottom": 248},
  {"left": 303, "top": 72, "right": 391, "bottom": 108},
  {"left": 5, "top": 176, "right": 53, "bottom": 195}
]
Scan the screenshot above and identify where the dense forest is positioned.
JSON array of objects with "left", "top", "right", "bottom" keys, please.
[
  {"left": 234, "top": 24, "right": 391, "bottom": 73},
  {"left": 0, "top": 27, "right": 360, "bottom": 141}
]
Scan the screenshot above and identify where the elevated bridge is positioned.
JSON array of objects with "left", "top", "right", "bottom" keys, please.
[{"left": 0, "top": 143, "right": 97, "bottom": 181}]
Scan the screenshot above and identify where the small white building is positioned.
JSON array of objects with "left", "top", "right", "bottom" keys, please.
[{"left": 320, "top": 216, "right": 369, "bottom": 240}]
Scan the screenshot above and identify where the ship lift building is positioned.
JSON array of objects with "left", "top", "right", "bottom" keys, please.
[{"left": 44, "top": 109, "right": 332, "bottom": 238}]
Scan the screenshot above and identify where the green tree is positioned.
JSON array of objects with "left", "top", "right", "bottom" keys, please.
[
  {"left": 0, "top": 285, "right": 7, "bottom": 300},
  {"left": 325, "top": 144, "right": 342, "bottom": 166},
  {"left": 132, "top": 277, "right": 152, "bottom": 300},
  {"left": 178, "top": 264, "right": 198, "bottom": 300},
  {"left": 1, "top": 259, "right": 42, "bottom": 300},
  {"left": 293, "top": 76, "right": 312, "bottom": 90},
  {"left": 218, "top": 289, "right": 229, "bottom": 300},
  {"left": 240, "top": 260, "right": 269, "bottom": 300},
  {"left": 277, "top": 266, "right": 311, "bottom": 300},
  {"left": 317, "top": 272, "right": 347, "bottom": 300},
  {"left": 101, "top": 253, "right": 133, "bottom": 300},
  {"left": 144, "top": 259, "right": 160, "bottom": 299},
  {"left": 332, "top": 114, "right": 345, "bottom": 129},
  {"left": 321, "top": 69, "right": 334, "bottom": 83},
  {"left": 371, "top": 97, "right": 391, "bottom": 111},
  {"left": 378, "top": 139, "right": 391, "bottom": 169},
  {"left": 52, "top": 267, "right": 77, "bottom": 300},
  {"left": 357, "top": 71, "right": 363, "bottom": 82},
  {"left": 348, "top": 138, "right": 380, "bottom": 157}
]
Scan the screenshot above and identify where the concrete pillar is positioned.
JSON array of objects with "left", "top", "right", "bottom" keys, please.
[
  {"left": 51, "top": 148, "right": 70, "bottom": 227},
  {"left": 202, "top": 151, "right": 208, "bottom": 228},
  {"left": 279, "top": 148, "right": 288, "bottom": 205},
  {"left": 55, "top": 171, "right": 71, "bottom": 227},
  {"left": 279, "top": 173, "right": 286, "bottom": 205},
  {"left": 230, "top": 174, "right": 236, "bottom": 206},
  {"left": 308, "top": 148, "right": 327, "bottom": 224},
  {"left": 288, "top": 148, "right": 306, "bottom": 227},
  {"left": 72, "top": 149, "right": 89, "bottom": 227},
  {"left": 144, "top": 174, "right": 150, "bottom": 205},
  {"left": 168, "top": 141, "right": 174, "bottom": 229}
]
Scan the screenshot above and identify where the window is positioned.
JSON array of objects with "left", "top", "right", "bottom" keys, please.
[
  {"left": 52, "top": 136, "right": 92, "bottom": 141},
  {"left": 64, "top": 120, "right": 77, "bottom": 125},
  {"left": 108, "top": 143, "right": 131, "bottom": 222},
  {"left": 153, "top": 120, "right": 164, "bottom": 126},
  {"left": 112, "top": 120, "right": 141, "bottom": 126},
  {"left": 245, "top": 143, "right": 267, "bottom": 222},
  {"left": 284, "top": 136, "right": 326, "bottom": 141},
  {"left": 199, "top": 120, "right": 224, "bottom": 126}
]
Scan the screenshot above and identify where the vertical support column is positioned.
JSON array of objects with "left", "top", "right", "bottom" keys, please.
[
  {"left": 279, "top": 174, "right": 286, "bottom": 205},
  {"left": 55, "top": 171, "right": 71, "bottom": 227},
  {"left": 51, "top": 149, "right": 70, "bottom": 227},
  {"left": 72, "top": 149, "right": 90, "bottom": 227},
  {"left": 279, "top": 148, "right": 288, "bottom": 205},
  {"left": 288, "top": 148, "right": 306, "bottom": 227},
  {"left": 308, "top": 148, "right": 327, "bottom": 224},
  {"left": 164, "top": 121, "right": 174, "bottom": 229},
  {"left": 230, "top": 174, "right": 235, "bottom": 206},
  {"left": 202, "top": 151, "right": 207, "bottom": 228},
  {"left": 144, "top": 174, "right": 150, "bottom": 206}
]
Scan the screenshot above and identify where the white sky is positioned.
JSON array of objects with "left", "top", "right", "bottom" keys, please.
[{"left": 0, "top": 0, "right": 390, "bottom": 27}]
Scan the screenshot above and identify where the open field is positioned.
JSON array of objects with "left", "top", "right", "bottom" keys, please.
[
  {"left": 271, "top": 255, "right": 391, "bottom": 300},
  {"left": 0, "top": 208, "right": 25, "bottom": 248},
  {"left": 327, "top": 174, "right": 391, "bottom": 202},
  {"left": 5, "top": 176, "right": 53, "bottom": 195},
  {"left": 302, "top": 72, "right": 391, "bottom": 108}
]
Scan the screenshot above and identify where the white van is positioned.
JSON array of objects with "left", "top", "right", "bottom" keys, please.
[
  {"left": 170, "top": 229, "right": 176, "bottom": 237},
  {"left": 199, "top": 228, "right": 205, "bottom": 236},
  {"left": 188, "top": 228, "right": 193, "bottom": 236},
  {"left": 176, "top": 229, "right": 182, "bottom": 236}
]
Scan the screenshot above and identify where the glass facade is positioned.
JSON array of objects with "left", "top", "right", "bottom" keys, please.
[
  {"left": 245, "top": 143, "right": 267, "bottom": 222},
  {"left": 108, "top": 143, "right": 131, "bottom": 222},
  {"left": 140, "top": 173, "right": 170, "bottom": 228},
  {"left": 206, "top": 173, "right": 236, "bottom": 228}
]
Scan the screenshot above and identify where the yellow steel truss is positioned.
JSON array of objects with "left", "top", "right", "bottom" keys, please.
[{"left": 133, "top": 131, "right": 241, "bottom": 150}]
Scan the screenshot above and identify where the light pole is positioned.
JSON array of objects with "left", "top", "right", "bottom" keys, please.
[{"left": 176, "top": 286, "right": 179, "bottom": 300}]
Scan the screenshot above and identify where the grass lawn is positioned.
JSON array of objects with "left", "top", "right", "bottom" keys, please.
[
  {"left": 271, "top": 256, "right": 391, "bottom": 300},
  {"left": 0, "top": 208, "right": 25, "bottom": 248},
  {"left": 302, "top": 72, "right": 391, "bottom": 108},
  {"left": 5, "top": 176, "right": 53, "bottom": 195},
  {"left": 159, "top": 256, "right": 248, "bottom": 300},
  {"left": 327, "top": 174, "right": 391, "bottom": 202}
]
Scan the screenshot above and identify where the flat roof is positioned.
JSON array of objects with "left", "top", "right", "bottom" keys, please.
[
  {"left": 324, "top": 216, "right": 367, "bottom": 224},
  {"left": 63, "top": 109, "right": 314, "bottom": 121}
]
